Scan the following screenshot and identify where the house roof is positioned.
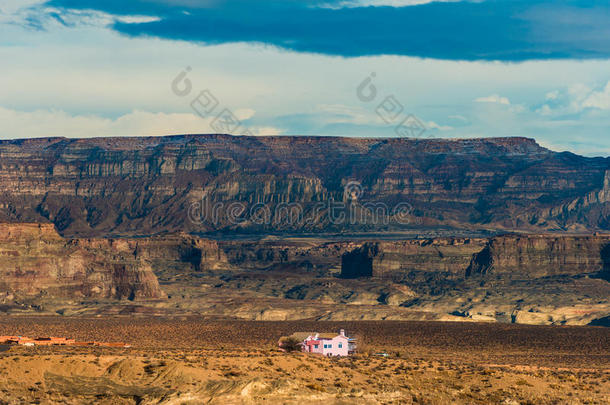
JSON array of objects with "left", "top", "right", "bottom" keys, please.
[
  {"left": 281, "top": 332, "right": 316, "bottom": 342},
  {"left": 281, "top": 331, "right": 351, "bottom": 342},
  {"left": 316, "top": 333, "right": 341, "bottom": 339}
]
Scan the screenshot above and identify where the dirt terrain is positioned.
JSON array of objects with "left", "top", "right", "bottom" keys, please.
[{"left": 0, "top": 317, "right": 607, "bottom": 404}]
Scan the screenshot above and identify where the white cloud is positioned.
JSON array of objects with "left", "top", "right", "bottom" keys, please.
[
  {"left": 448, "top": 114, "right": 468, "bottom": 122},
  {"left": 474, "top": 94, "right": 511, "bottom": 105},
  {"left": 545, "top": 90, "right": 559, "bottom": 100},
  {"left": 427, "top": 121, "right": 453, "bottom": 131},
  {"left": 234, "top": 108, "right": 256, "bottom": 121},
  {"left": 0, "top": 0, "right": 44, "bottom": 25},
  {"left": 115, "top": 15, "right": 161, "bottom": 24},
  {"left": 315, "top": 104, "right": 377, "bottom": 125},
  {"left": 538, "top": 82, "right": 610, "bottom": 115},
  {"left": 0, "top": 1, "right": 159, "bottom": 30},
  {"left": 0, "top": 107, "right": 282, "bottom": 138},
  {"left": 249, "top": 126, "right": 283, "bottom": 136},
  {"left": 326, "top": 0, "right": 463, "bottom": 8},
  {"left": 581, "top": 82, "right": 610, "bottom": 110},
  {"left": 0, "top": 0, "right": 41, "bottom": 13},
  {"left": 536, "top": 104, "right": 553, "bottom": 116},
  {"left": 510, "top": 104, "right": 525, "bottom": 113}
]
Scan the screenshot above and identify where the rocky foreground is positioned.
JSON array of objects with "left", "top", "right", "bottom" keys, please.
[
  {"left": 1, "top": 223, "right": 608, "bottom": 325},
  {"left": 0, "top": 318, "right": 608, "bottom": 405}
]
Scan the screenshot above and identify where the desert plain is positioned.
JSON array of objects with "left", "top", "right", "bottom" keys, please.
[{"left": 0, "top": 317, "right": 607, "bottom": 404}]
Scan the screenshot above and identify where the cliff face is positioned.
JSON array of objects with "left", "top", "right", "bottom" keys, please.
[
  {"left": 0, "top": 224, "right": 165, "bottom": 300},
  {"left": 342, "top": 238, "right": 487, "bottom": 279},
  {"left": 0, "top": 223, "right": 608, "bottom": 325},
  {"left": 1, "top": 135, "right": 609, "bottom": 237},
  {"left": 466, "top": 235, "right": 610, "bottom": 278},
  {"left": 342, "top": 235, "right": 610, "bottom": 280}
]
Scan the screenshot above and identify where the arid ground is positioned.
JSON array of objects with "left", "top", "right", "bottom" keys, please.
[{"left": 0, "top": 317, "right": 607, "bottom": 404}]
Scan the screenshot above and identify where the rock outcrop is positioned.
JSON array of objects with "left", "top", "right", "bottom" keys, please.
[
  {"left": 1, "top": 135, "right": 610, "bottom": 237},
  {"left": 342, "top": 235, "right": 610, "bottom": 280},
  {"left": 0, "top": 223, "right": 165, "bottom": 300},
  {"left": 342, "top": 238, "right": 488, "bottom": 279},
  {"left": 0, "top": 223, "right": 608, "bottom": 325},
  {"left": 466, "top": 234, "right": 610, "bottom": 278}
]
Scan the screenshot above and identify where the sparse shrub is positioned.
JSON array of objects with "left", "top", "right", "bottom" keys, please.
[
  {"left": 280, "top": 337, "right": 303, "bottom": 353},
  {"left": 306, "top": 383, "right": 325, "bottom": 392},
  {"left": 515, "top": 379, "right": 533, "bottom": 387}
]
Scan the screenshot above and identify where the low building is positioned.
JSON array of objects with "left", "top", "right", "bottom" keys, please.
[
  {"left": 0, "top": 336, "right": 130, "bottom": 348},
  {"left": 279, "top": 329, "right": 356, "bottom": 356}
]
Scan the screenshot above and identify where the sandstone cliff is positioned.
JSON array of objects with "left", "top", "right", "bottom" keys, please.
[
  {"left": 342, "top": 235, "right": 610, "bottom": 280},
  {"left": 0, "top": 223, "right": 608, "bottom": 325},
  {"left": 466, "top": 235, "right": 610, "bottom": 278},
  {"left": 1, "top": 135, "right": 610, "bottom": 237},
  {"left": 0, "top": 223, "right": 165, "bottom": 301},
  {"left": 342, "top": 238, "right": 487, "bottom": 279}
]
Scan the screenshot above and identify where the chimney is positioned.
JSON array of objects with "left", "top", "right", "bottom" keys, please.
[{"left": 340, "top": 329, "right": 345, "bottom": 337}]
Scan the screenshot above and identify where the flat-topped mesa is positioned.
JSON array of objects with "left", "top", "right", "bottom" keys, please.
[
  {"left": 0, "top": 223, "right": 63, "bottom": 242},
  {"left": 0, "top": 223, "right": 166, "bottom": 300},
  {"left": 342, "top": 235, "right": 610, "bottom": 280},
  {"left": 0, "top": 134, "right": 609, "bottom": 237}
]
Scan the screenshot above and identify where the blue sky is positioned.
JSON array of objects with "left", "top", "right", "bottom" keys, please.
[{"left": 1, "top": 0, "right": 610, "bottom": 155}]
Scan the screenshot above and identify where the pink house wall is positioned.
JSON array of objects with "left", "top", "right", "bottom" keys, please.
[{"left": 320, "top": 336, "right": 349, "bottom": 356}]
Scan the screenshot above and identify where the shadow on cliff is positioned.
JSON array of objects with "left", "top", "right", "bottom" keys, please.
[
  {"left": 589, "top": 316, "right": 610, "bottom": 327},
  {"left": 596, "top": 243, "right": 610, "bottom": 282}
]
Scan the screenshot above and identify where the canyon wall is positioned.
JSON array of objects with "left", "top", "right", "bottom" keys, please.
[
  {"left": 0, "top": 224, "right": 166, "bottom": 300},
  {"left": 1, "top": 135, "right": 610, "bottom": 237},
  {"left": 466, "top": 235, "right": 610, "bottom": 278},
  {"left": 0, "top": 223, "right": 608, "bottom": 324},
  {"left": 342, "top": 235, "right": 610, "bottom": 280}
]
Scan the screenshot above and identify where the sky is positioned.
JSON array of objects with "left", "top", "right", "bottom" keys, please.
[{"left": 1, "top": 0, "right": 610, "bottom": 155}]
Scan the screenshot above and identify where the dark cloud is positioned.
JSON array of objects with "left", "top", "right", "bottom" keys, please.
[{"left": 46, "top": 0, "right": 610, "bottom": 61}]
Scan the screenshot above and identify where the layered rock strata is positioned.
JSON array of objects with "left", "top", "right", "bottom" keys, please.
[
  {"left": 342, "top": 235, "right": 610, "bottom": 280},
  {"left": 0, "top": 223, "right": 165, "bottom": 300},
  {"left": 1, "top": 135, "right": 610, "bottom": 236}
]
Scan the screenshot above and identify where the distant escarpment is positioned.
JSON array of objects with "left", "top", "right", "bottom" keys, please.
[
  {"left": 1, "top": 135, "right": 610, "bottom": 237},
  {"left": 341, "top": 235, "right": 610, "bottom": 280}
]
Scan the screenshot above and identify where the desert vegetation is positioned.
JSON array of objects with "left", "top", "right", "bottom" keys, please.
[{"left": 0, "top": 317, "right": 607, "bottom": 404}]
